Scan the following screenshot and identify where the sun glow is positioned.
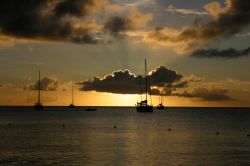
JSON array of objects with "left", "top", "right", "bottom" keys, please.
[{"left": 76, "top": 92, "right": 140, "bottom": 106}]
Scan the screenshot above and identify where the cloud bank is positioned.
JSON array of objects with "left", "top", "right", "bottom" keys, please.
[
  {"left": 79, "top": 66, "right": 232, "bottom": 101},
  {"left": 173, "top": 87, "right": 233, "bottom": 101},
  {"left": 191, "top": 47, "right": 250, "bottom": 58},
  {"left": 0, "top": 0, "right": 153, "bottom": 45},
  {"left": 0, "top": 0, "right": 106, "bottom": 44},
  {"left": 0, "top": 0, "right": 248, "bottom": 57},
  {"left": 143, "top": 0, "right": 250, "bottom": 53},
  {"left": 80, "top": 66, "right": 183, "bottom": 94}
]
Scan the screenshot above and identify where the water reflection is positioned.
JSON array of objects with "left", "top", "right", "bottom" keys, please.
[{"left": 0, "top": 107, "right": 249, "bottom": 165}]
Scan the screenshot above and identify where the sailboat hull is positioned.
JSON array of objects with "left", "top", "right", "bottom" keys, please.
[
  {"left": 34, "top": 70, "right": 43, "bottom": 111},
  {"left": 156, "top": 105, "right": 164, "bottom": 110},
  {"left": 136, "top": 106, "right": 153, "bottom": 112},
  {"left": 33, "top": 103, "right": 43, "bottom": 110},
  {"left": 85, "top": 107, "right": 97, "bottom": 111},
  {"left": 69, "top": 104, "right": 75, "bottom": 108}
]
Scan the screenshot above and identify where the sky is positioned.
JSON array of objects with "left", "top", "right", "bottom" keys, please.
[{"left": 0, "top": 0, "right": 250, "bottom": 106}]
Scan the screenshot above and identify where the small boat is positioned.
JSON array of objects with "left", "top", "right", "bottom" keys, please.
[
  {"left": 136, "top": 59, "right": 153, "bottom": 112},
  {"left": 33, "top": 102, "right": 43, "bottom": 110},
  {"left": 156, "top": 103, "right": 164, "bottom": 110},
  {"left": 85, "top": 107, "right": 97, "bottom": 111},
  {"left": 69, "top": 104, "right": 75, "bottom": 108},
  {"left": 69, "top": 83, "right": 75, "bottom": 108},
  {"left": 136, "top": 100, "right": 153, "bottom": 112},
  {"left": 156, "top": 94, "right": 165, "bottom": 110},
  {"left": 34, "top": 70, "right": 43, "bottom": 111}
]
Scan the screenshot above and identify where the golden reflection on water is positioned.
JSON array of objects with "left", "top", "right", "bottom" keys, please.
[{"left": 0, "top": 107, "right": 250, "bottom": 165}]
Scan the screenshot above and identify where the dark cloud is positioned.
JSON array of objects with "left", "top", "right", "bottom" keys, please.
[
  {"left": 0, "top": 1, "right": 152, "bottom": 44},
  {"left": 24, "top": 77, "right": 59, "bottom": 91},
  {"left": 0, "top": 0, "right": 100, "bottom": 44},
  {"left": 178, "top": 0, "right": 250, "bottom": 43},
  {"left": 190, "top": 47, "right": 250, "bottom": 58},
  {"left": 149, "top": 81, "right": 188, "bottom": 96},
  {"left": 70, "top": 29, "right": 99, "bottom": 44},
  {"left": 54, "top": 0, "right": 93, "bottom": 17},
  {"left": 149, "top": 66, "right": 182, "bottom": 86},
  {"left": 80, "top": 66, "right": 183, "bottom": 94},
  {"left": 79, "top": 67, "right": 234, "bottom": 101},
  {"left": 172, "top": 87, "right": 233, "bottom": 101},
  {"left": 144, "top": 0, "right": 250, "bottom": 52},
  {"left": 104, "top": 8, "right": 152, "bottom": 37},
  {"left": 80, "top": 70, "right": 140, "bottom": 94},
  {"left": 104, "top": 16, "right": 132, "bottom": 36}
]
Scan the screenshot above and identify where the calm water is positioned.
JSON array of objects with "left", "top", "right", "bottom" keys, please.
[{"left": 0, "top": 107, "right": 250, "bottom": 166}]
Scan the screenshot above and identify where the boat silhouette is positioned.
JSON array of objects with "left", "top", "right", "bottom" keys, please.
[
  {"left": 156, "top": 103, "right": 164, "bottom": 110},
  {"left": 136, "top": 59, "right": 153, "bottom": 112},
  {"left": 69, "top": 83, "right": 75, "bottom": 108},
  {"left": 33, "top": 70, "right": 43, "bottom": 111},
  {"left": 157, "top": 94, "right": 165, "bottom": 110},
  {"left": 85, "top": 107, "right": 97, "bottom": 111}
]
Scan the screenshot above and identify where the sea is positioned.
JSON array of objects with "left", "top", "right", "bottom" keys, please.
[{"left": 0, "top": 106, "right": 250, "bottom": 166}]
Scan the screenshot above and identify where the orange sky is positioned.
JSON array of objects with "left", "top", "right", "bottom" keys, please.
[
  {"left": 0, "top": 90, "right": 245, "bottom": 107},
  {"left": 0, "top": 0, "right": 250, "bottom": 107}
]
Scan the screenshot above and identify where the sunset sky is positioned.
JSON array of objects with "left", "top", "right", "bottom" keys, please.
[{"left": 0, "top": 0, "right": 250, "bottom": 106}]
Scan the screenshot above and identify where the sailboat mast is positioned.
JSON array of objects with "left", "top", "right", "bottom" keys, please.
[
  {"left": 139, "top": 75, "right": 142, "bottom": 101},
  {"left": 38, "top": 70, "right": 41, "bottom": 104},
  {"left": 161, "top": 94, "right": 163, "bottom": 104},
  {"left": 71, "top": 83, "right": 74, "bottom": 105},
  {"left": 145, "top": 59, "right": 148, "bottom": 102}
]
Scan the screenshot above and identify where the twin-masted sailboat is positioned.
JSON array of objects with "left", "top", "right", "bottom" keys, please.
[
  {"left": 136, "top": 59, "right": 153, "bottom": 112},
  {"left": 33, "top": 70, "right": 43, "bottom": 110}
]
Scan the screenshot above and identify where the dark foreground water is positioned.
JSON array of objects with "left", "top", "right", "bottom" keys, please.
[{"left": 0, "top": 107, "right": 250, "bottom": 166}]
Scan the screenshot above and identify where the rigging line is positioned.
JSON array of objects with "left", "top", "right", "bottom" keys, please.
[
  {"left": 71, "top": 83, "right": 74, "bottom": 105},
  {"left": 139, "top": 75, "right": 142, "bottom": 102},
  {"left": 145, "top": 59, "right": 147, "bottom": 102},
  {"left": 38, "top": 70, "right": 41, "bottom": 104},
  {"left": 148, "top": 77, "right": 153, "bottom": 106},
  {"left": 146, "top": 60, "right": 153, "bottom": 106}
]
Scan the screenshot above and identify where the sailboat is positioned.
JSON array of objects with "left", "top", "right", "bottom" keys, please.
[
  {"left": 69, "top": 83, "right": 75, "bottom": 108},
  {"left": 157, "top": 94, "right": 165, "bottom": 110},
  {"left": 136, "top": 59, "right": 153, "bottom": 112},
  {"left": 84, "top": 107, "right": 97, "bottom": 111},
  {"left": 33, "top": 70, "right": 43, "bottom": 110}
]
